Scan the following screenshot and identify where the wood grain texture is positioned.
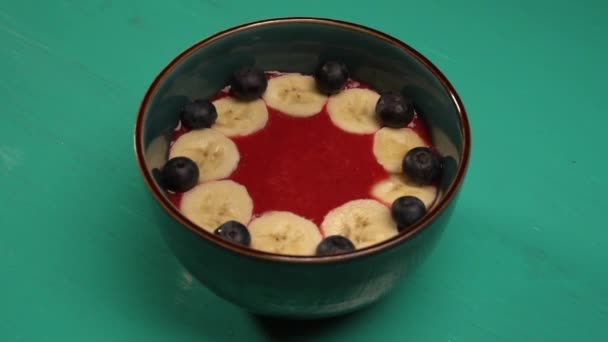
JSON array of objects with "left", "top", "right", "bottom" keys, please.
[{"left": 1, "top": 0, "right": 607, "bottom": 341}]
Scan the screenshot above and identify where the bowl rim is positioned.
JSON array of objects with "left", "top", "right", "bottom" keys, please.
[{"left": 134, "top": 16, "right": 471, "bottom": 264}]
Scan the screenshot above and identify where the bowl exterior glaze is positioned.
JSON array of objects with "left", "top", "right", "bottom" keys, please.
[
  {"left": 135, "top": 18, "right": 470, "bottom": 319},
  {"left": 150, "top": 193, "right": 458, "bottom": 318}
]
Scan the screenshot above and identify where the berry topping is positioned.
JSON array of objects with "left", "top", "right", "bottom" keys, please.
[
  {"left": 402, "top": 147, "right": 441, "bottom": 185},
  {"left": 230, "top": 66, "right": 268, "bottom": 100},
  {"left": 214, "top": 221, "right": 251, "bottom": 246},
  {"left": 162, "top": 156, "right": 199, "bottom": 192},
  {"left": 376, "top": 93, "right": 415, "bottom": 128},
  {"left": 314, "top": 61, "right": 349, "bottom": 95},
  {"left": 316, "top": 235, "right": 356, "bottom": 255},
  {"left": 391, "top": 196, "right": 426, "bottom": 232},
  {"left": 180, "top": 100, "right": 217, "bottom": 129}
]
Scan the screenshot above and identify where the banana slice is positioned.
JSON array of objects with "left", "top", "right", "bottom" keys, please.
[
  {"left": 169, "top": 129, "right": 239, "bottom": 182},
  {"left": 180, "top": 180, "right": 253, "bottom": 233},
  {"left": 145, "top": 135, "right": 169, "bottom": 171},
  {"left": 211, "top": 97, "right": 268, "bottom": 137},
  {"left": 371, "top": 174, "right": 437, "bottom": 208},
  {"left": 262, "top": 73, "right": 328, "bottom": 117},
  {"left": 321, "top": 199, "right": 398, "bottom": 249},
  {"left": 373, "top": 127, "right": 428, "bottom": 173},
  {"left": 248, "top": 211, "right": 322, "bottom": 256},
  {"left": 326, "top": 88, "right": 381, "bottom": 134}
]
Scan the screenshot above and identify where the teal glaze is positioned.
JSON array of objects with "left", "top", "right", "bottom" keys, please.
[
  {"left": 154, "top": 193, "right": 455, "bottom": 318},
  {"left": 2, "top": 0, "right": 608, "bottom": 340},
  {"left": 136, "top": 18, "right": 470, "bottom": 318}
]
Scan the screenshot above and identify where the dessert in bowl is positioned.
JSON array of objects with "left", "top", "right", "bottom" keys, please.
[{"left": 135, "top": 17, "right": 470, "bottom": 318}]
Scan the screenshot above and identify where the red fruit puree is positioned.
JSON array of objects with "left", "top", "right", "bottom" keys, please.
[{"left": 169, "top": 75, "right": 431, "bottom": 227}]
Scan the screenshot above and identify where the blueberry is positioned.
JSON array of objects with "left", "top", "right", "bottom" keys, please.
[
  {"left": 151, "top": 168, "right": 166, "bottom": 189},
  {"left": 402, "top": 147, "right": 442, "bottom": 185},
  {"left": 375, "top": 93, "right": 415, "bottom": 128},
  {"left": 391, "top": 196, "right": 426, "bottom": 232},
  {"left": 316, "top": 235, "right": 356, "bottom": 256},
  {"left": 230, "top": 66, "right": 268, "bottom": 100},
  {"left": 162, "top": 157, "right": 199, "bottom": 192},
  {"left": 314, "top": 61, "right": 349, "bottom": 95},
  {"left": 180, "top": 100, "right": 217, "bottom": 129},
  {"left": 214, "top": 221, "right": 251, "bottom": 246}
]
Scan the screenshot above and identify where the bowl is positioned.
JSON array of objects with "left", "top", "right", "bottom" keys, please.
[{"left": 134, "top": 17, "right": 471, "bottom": 319}]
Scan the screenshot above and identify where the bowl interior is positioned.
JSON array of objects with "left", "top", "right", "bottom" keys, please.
[{"left": 138, "top": 18, "right": 467, "bottom": 256}]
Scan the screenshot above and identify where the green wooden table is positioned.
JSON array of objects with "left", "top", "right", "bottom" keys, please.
[{"left": 1, "top": 1, "right": 607, "bottom": 341}]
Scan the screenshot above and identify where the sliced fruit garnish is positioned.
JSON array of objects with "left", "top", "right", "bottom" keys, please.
[
  {"left": 169, "top": 129, "right": 239, "bottom": 182},
  {"left": 371, "top": 174, "right": 437, "bottom": 209},
  {"left": 212, "top": 97, "right": 268, "bottom": 137},
  {"left": 326, "top": 88, "right": 381, "bottom": 134},
  {"left": 181, "top": 180, "right": 253, "bottom": 233},
  {"left": 248, "top": 211, "right": 322, "bottom": 256},
  {"left": 262, "top": 73, "right": 328, "bottom": 117},
  {"left": 372, "top": 127, "right": 428, "bottom": 173},
  {"left": 321, "top": 199, "right": 398, "bottom": 249}
]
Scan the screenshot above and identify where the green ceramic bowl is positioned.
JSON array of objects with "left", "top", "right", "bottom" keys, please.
[{"left": 134, "top": 17, "right": 471, "bottom": 319}]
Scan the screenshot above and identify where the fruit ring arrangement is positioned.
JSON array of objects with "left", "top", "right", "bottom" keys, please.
[{"left": 157, "top": 61, "right": 442, "bottom": 256}]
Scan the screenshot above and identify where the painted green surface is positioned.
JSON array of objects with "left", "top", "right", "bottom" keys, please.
[{"left": 0, "top": 0, "right": 606, "bottom": 341}]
